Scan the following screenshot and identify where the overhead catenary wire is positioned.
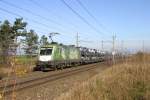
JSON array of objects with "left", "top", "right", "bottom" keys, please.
[
  {"left": 60, "top": 0, "right": 105, "bottom": 36},
  {"left": 0, "top": 13, "right": 52, "bottom": 35},
  {"left": 28, "top": 0, "right": 101, "bottom": 41},
  {"left": 0, "top": 7, "right": 55, "bottom": 30},
  {"left": 76, "top": 0, "right": 112, "bottom": 34},
  {"left": 28, "top": 0, "right": 80, "bottom": 33},
  {"left": 0, "top": 0, "right": 68, "bottom": 32},
  {"left": 1, "top": 8, "right": 76, "bottom": 41},
  {"left": 0, "top": 0, "right": 65, "bottom": 27},
  {"left": 0, "top": 8, "right": 78, "bottom": 45},
  {"left": 0, "top": 8, "right": 51, "bottom": 37},
  {"left": 0, "top": 0, "right": 111, "bottom": 46},
  {"left": 29, "top": 0, "right": 52, "bottom": 12},
  {"left": 0, "top": 0, "right": 83, "bottom": 40},
  {"left": 28, "top": 0, "right": 79, "bottom": 32},
  {"left": 29, "top": 0, "right": 111, "bottom": 39}
]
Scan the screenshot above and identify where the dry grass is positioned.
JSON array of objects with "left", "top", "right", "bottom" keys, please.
[
  {"left": 0, "top": 64, "right": 34, "bottom": 79},
  {"left": 55, "top": 53, "right": 150, "bottom": 100},
  {"left": 0, "top": 56, "right": 36, "bottom": 79}
]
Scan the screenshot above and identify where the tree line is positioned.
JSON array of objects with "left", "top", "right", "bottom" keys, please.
[{"left": 0, "top": 18, "right": 51, "bottom": 63}]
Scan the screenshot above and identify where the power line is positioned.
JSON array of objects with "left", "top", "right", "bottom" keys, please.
[
  {"left": 28, "top": 0, "right": 94, "bottom": 38},
  {"left": 0, "top": 3, "right": 77, "bottom": 39},
  {"left": 60, "top": 0, "right": 105, "bottom": 36},
  {"left": 0, "top": 0, "right": 67, "bottom": 32},
  {"left": 29, "top": 0, "right": 50, "bottom": 12},
  {"left": 112, "top": 34, "right": 116, "bottom": 64},
  {"left": 76, "top": 0, "right": 112, "bottom": 34},
  {"left": 101, "top": 40, "right": 104, "bottom": 50},
  {"left": 0, "top": 8, "right": 74, "bottom": 42},
  {"left": 28, "top": 0, "right": 103, "bottom": 38},
  {"left": 0, "top": 9, "right": 53, "bottom": 39},
  {"left": 0, "top": 7, "right": 60, "bottom": 32},
  {"left": 28, "top": 0, "right": 79, "bottom": 32},
  {"left": 76, "top": 32, "right": 79, "bottom": 47},
  {"left": 142, "top": 40, "right": 144, "bottom": 53}
]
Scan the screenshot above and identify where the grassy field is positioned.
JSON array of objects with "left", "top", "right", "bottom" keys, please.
[
  {"left": 0, "top": 55, "right": 37, "bottom": 65},
  {"left": 0, "top": 55, "right": 37, "bottom": 78},
  {"left": 56, "top": 53, "right": 150, "bottom": 100},
  {"left": 15, "top": 55, "right": 37, "bottom": 65}
]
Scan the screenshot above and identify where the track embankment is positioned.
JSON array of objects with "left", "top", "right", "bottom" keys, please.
[{"left": 1, "top": 62, "right": 110, "bottom": 100}]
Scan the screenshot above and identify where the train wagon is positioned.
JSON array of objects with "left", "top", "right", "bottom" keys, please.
[{"left": 35, "top": 43, "right": 81, "bottom": 71}]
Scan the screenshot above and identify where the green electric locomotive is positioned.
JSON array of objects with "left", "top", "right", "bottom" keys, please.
[
  {"left": 35, "top": 43, "right": 81, "bottom": 71},
  {"left": 35, "top": 42, "right": 105, "bottom": 71}
]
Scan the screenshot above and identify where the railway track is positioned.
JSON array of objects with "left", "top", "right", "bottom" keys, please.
[{"left": 0, "top": 62, "right": 106, "bottom": 96}]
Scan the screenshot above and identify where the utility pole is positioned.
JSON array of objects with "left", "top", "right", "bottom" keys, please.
[
  {"left": 76, "top": 32, "right": 79, "bottom": 47},
  {"left": 142, "top": 40, "right": 144, "bottom": 53},
  {"left": 112, "top": 34, "right": 116, "bottom": 64},
  {"left": 101, "top": 40, "right": 104, "bottom": 51},
  {"left": 121, "top": 40, "right": 124, "bottom": 61},
  {"left": 121, "top": 40, "right": 124, "bottom": 54}
]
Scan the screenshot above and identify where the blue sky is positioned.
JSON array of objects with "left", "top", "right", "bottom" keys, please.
[{"left": 0, "top": 0, "right": 150, "bottom": 51}]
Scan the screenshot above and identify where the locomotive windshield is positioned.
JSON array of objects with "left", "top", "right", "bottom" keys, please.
[{"left": 40, "top": 48, "right": 53, "bottom": 55}]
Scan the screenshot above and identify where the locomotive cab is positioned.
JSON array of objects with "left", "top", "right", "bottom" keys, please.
[
  {"left": 39, "top": 47, "right": 53, "bottom": 62},
  {"left": 35, "top": 46, "right": 54, "bottom": 71}
]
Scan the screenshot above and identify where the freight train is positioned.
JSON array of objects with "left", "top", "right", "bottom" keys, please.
[{"left": 34, "top": 42, "right": 106, "bottom": 71}]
